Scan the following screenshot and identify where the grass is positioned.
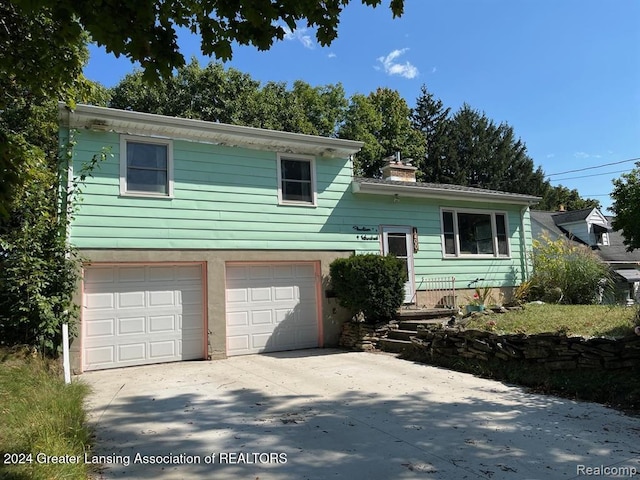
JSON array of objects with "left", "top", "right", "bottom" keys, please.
[
  {"left": 0, "top": 348, "right": 93, "bottom": 480},
  {"left": 465, "top": 303, "right": 637, "bottom": 338}
]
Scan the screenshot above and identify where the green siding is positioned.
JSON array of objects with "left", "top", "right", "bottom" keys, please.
[{"left": 68, "top": 129, "right": 534, "bottom": 288}]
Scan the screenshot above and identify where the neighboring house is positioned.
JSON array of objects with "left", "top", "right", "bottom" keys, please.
[
  {"left": 530, "top": 208, "right": 640, "bottom": 304},
  {"left": 59, "top": 104, "right": 540, "bottom": 372}
]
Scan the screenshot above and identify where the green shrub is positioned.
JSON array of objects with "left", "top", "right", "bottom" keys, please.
[
  {"left": 529, "top": 234, "right": 612, "bottom": 304},
  {"left": 329, "top": 254, "right": 406, "bottom": 323}
]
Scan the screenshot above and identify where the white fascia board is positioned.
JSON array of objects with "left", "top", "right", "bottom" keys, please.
[
  {"left": 59, "top": 103, "right": 363, "bottom": 158},
  {"left": 352, "top": 180, "right": 541, "bottom": 205}
]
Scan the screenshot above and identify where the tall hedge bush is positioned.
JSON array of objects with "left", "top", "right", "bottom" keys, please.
[{"left": 329, "top": 254, "right": 406, "bottom": 323}]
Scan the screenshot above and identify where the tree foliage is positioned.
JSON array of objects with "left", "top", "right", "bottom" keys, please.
[
  {"left": 110, "top": 60, "right": 347, "bottom": 136},
  {"left": 420, "top": 103, "right": 547, "bottom": 195},
  {"left": 536, "top": 184, "right": 601, "bottom": 211},
  {"left": 610, "top": 162, "right": 640, "bottom": 251},
  {"left": 11, "top": 0, "right": 405, "bottom": 80},
  {"left": 339, "top": 88, "right": 424, "bottom": 177}
]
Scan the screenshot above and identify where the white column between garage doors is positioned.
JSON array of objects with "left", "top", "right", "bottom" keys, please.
[
  {"left": 225, "top": 262, "right": 321, "bottom": 356},
  {"left": 82, "top": 263, "right": 206, "bottom": 371}
]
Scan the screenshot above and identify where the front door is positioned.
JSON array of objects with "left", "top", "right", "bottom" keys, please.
[{"left": 381, "top": 226, "right": 415, "bottom": 304}]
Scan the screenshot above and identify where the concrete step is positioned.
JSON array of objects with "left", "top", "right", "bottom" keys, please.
[
  {"left": 387, "top": 329, "right": 416, "bottom": 341},
  {"left": 399, "top": 318, "right": 451, "bottom": 332},
  {"left": 378, "top": 338, "right": 413, "bottom": 354},
  {"left": 396, "top": 308, "right": 456, "bottom": 322}
]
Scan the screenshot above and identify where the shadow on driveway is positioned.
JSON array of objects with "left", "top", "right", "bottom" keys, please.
[{"left": 82, "top": 349, "right": 640, "bottom": 479}]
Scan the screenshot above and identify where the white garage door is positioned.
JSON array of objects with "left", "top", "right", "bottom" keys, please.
[
  {"left": 82, "top": 264, "right": 205, "bottom": 371},
  {"left": 226, "top": 263, "right": 319, "bottom": 356}
]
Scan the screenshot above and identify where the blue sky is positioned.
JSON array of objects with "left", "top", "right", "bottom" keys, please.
[{"left": 83, "top": 0, "right": 640, "bottom": 211}]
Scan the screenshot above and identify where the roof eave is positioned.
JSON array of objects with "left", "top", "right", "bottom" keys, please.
[
  {"left": 59, "top": 103, "right": 364, "bottom": 158},
  {"left": 352, "top": 180, "right": 541, "bottom": 205}
]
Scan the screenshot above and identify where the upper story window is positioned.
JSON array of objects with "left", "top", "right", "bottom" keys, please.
[
  {"left": 120, "top": 136, "right": 173, "bottom": 197},
  {"left": 441, "top": 209, "right": 510, "bottom": 258},
  {"left": 277, "top": 154, "right": 316, "bottom": 206}
]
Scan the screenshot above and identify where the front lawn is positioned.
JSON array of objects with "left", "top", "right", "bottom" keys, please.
[
  {"left": 0, "top": 349, "right": 93, "bottom": 480},
  {"left": 465, "top": 303, "right": 637, "bottom": 338}
]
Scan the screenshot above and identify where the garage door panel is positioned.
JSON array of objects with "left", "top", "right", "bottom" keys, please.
[
  {"left": 119, "top": 343, "right": 146, "bottom": 362},
  {"left": 250, "top": 287, "right": 272, "bottom": 302},
  {"left": 86, "top": 293, "right": 115, "bottom": 310},
  {"left": 85, "top": 346, "right": 115, "bottom": 366},
  {"left": 118, "top": 267, "right": 146, "bottom": 283},
  {"left": 85, "top": 318, "right": 115, "bottom": 337},
  {"left": 149, "top": 341, "right": 175, "bottom": 359},
  {"left": 226, "top": 263, "right": 319, "bottom": 356},
  {"left": 83, "top": 264, "right": 204, "bottom": 371},
  {"left": 149, "top": 315, "right": 176, "bottom": 332},
  {"left": 119, "top": 317, "right": 145, "bottom": 335}
]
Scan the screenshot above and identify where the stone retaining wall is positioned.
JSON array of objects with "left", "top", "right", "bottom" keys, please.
[
  {"left": 410, "top": 325, "right": 640, "bottom": 370},
  {"left": 339, "top": 321, "right": 393, "bottom": 351}
]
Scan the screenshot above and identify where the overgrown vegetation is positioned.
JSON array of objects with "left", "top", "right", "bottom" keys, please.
[
  {"left": 528, "top": 234, "right": 612, "bottom": 304},
  {"left": 329, "top": 254, "right": 406, "bottom": 324},
  {"left": 0, "top": 349, "right": 93, "bottom": 479}
]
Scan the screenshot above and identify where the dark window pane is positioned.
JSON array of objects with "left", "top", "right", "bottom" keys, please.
[
  {"left": 282, "top": 180, "right": 311, "bottom": 202},
  {"left": 496, "top": 214, "right": 508, "bottom": 256},
  {"left": 127, "top": 169, "right": 167, "bottom": 193},
  {"left": 442, "top": 211, "right": 454, "bottom": 233},
  {"left": 444, "top": 234, "right": 456, "bottom": 255},
  {"left": 458, "top": 212, "right": 494, "bottom": 255},
  {"left": 128, "top": 142, "right": 167, "bottom": 169},
  {"left": 282, "top": 159, "right": 311, "bottom": 181},
  {"left": 387, "top": 233, "right": 408, "bottom": 257}
]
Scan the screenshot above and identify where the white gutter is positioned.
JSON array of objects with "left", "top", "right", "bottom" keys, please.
[
  {"left": 59, "top": 103, "right": 363, "bottom": 158},
  {"left": 352, "top": 179, "right": 541, "bottom": 205}
]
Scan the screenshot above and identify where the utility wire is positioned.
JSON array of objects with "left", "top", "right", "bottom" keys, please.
[
  {"left": 546, "top": 157, "right": 640, "bottom": 177},
  {"left": 549, "top": 168, "right": 631, "bottom": 182}
]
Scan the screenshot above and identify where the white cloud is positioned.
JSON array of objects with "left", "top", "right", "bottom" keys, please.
[
  {"left": 283, "top": 25, "right": 314, "bottom": 49},
  {"left": 574, "top": 152, "right": 602, "bottom": 159},
  {"left": 376, "top": 48, "right": 419, "bottom": 79},
  {"left": 431, "top": 66, "right": 437, "bottom": 74},
  {"left": 546, "top": 153, "right": 555, "bottom": 159},
  {"left": 327, "top": 52, "right": 336, "bottom": 59}
]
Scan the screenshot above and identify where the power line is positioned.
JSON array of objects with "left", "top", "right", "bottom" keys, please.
[
  {"left": 549, "top": 168, "right": 631, "bottom": 182},
  {"left": 546, "top": 157, "right": 640, "bottom": 177}
]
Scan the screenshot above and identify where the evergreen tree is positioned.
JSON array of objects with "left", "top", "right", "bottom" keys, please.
[{"left": 411, "top": 85, "right": 451, "bottom": 182}]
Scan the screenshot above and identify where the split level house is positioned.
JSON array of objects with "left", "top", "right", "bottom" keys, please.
[
  {"left": 59, "top": 104, "right": 540, "bottom": 372},
  {"left": 531, "top": 208, "right": 640, "bottom": 305}
]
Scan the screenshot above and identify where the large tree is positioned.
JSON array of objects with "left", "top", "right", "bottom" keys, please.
[
  {"left": 10, "top": 0, "right": 405, "bottom": 80},
  {"left": 536, "top": 184, "right": 601, "bottom": 211},
  {"left": 426, "top": 104, "right": 547, "bottom": 195},
  {"left": 110, "top": 60, "right": 347, "bottom": 136},
  {"left": 610, "top": 163, "right": 640, "bottom": 251},
  {"left": 411, "top": 84, "right": 450, "bottom": 181},
  {"left": 339, "top": 88, "right": 424, "bottom": 177}
]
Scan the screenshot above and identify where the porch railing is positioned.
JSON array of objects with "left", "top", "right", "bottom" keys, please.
[{"left": 421, "top": 276, "right": 457, "bottom": 309}]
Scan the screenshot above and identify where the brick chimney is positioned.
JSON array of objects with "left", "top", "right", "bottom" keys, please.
[{"left": 381, "top": 152, "right": 417, "bottom": 182}]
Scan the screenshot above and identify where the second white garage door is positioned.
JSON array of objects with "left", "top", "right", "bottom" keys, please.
[{"left": 225, "top": 263, "right": 320, "bottom": 356}]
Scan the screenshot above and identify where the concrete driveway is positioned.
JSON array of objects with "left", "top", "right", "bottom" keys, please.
[{"left": 82, "top": 349, "right": 640, "bottom": 479}]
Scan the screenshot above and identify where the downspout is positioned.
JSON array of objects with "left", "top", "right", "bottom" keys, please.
[{"left": 519, "top": 204, "right": 531, "bottom": 283}]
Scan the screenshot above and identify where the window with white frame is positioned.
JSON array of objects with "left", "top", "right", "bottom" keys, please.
[
  {"left": 441, "top": 209, "right": 510, "bottom": 257},
  {"left": 277, "top": 154, "right": 316, "bottom": 205},
  {"left": 120, "top": 136, "right": 173, "bottom": 196}
]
